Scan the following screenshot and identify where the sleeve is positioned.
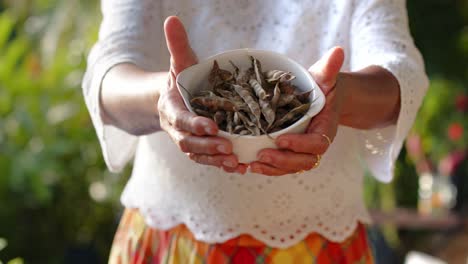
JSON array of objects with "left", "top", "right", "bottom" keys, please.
[
  {"left": 349, "top": 0, "right": 429, "bottom": 182},
  {"left": 82, "top": 0, "right": 163, "bottom": 173}
]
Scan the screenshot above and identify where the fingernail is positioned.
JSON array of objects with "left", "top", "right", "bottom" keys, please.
[
  {"left": 278, "top": 140, "right": 290, "bottom": 148},
  {"left": 203, "top": 120, "right": 216, "bottom": 135},
  {"left": 223, "top": 160, "right": 236, "bottom": 168},
  {"left": 217, "top": 145, "right": 230, "bottom": 154},
  {"left": 250, "top": 165, "right": 262, "bottom": 174},
  {"left": 205, "top": 126, "right": 216, "bottom": 135},
  {"left": 238, "top": 166, "right": 247, "bottom": 175},
  {"left": 260, "top": 155, "right": 272, "bottom": 163}
]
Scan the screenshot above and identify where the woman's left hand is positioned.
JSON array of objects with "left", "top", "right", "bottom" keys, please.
[{"left": 250, "top": 47, "right": 346, "bottom": 176}]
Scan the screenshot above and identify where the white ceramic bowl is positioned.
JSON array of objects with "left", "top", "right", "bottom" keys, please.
[{"left": 177, "top": 49, "right": 325, "bottom": 163}]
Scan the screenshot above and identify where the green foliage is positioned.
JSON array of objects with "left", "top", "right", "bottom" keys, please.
[
  {"left": 0, "top": 1, "right": 128, "bottom": 263},
  {"left": 407, "top": 0, "right": 468, "bottom": 160},
  {"left": 413, "top": 79, "right": 467, "bottom": 160},
  {"left": 7, "top": 259, "right": 24, "bottom": 264},
  {"left": 394, "top": 151, "right": 419, "bottom": 209},
  {"left": 0, "top": 238, "right": 24, "bottom": 264}
]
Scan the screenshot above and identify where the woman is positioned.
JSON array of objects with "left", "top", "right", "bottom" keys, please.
[{"left": 83, "top": 0, "right": 428, "bottom": 263}]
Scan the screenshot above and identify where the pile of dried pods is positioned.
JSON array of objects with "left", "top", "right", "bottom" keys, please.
[{"left": 187, "top": 56, "right": 312, "bottom": 135}]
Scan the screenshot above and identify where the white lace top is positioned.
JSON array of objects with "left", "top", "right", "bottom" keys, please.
[{"left": 82, "top": 0, "right": 429, "bottom": 248}]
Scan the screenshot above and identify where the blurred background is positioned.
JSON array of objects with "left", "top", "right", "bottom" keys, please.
[{"left": 0, "top": 0, "right": 467, "bottom": 263}]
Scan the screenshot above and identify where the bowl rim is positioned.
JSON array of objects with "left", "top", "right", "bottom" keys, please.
[{"left": 176, "top": 48, "right": 325, "bottom": 139}]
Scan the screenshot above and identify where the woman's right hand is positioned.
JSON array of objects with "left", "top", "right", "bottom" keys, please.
[{"left": 159, "top": 16, "right": 247, "bottom": 174}]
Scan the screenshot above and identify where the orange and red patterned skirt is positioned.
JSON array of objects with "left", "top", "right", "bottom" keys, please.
[{"left": 109, "top": 209, "right": 374, "bottom": 264}]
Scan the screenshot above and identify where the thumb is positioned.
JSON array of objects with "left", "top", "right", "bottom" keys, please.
[
  {"left": 164, "top": 16, "right": 198, "bottom": 74},
  {"left": 309, "top": 46, "right": 344, "bottom": 95}
]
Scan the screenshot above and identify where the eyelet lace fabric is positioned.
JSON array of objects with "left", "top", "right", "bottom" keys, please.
[{"left": 82, "top": 0, "right": 429, "bottom": 248}]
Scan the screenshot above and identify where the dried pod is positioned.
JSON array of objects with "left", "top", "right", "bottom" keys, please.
[
  {"left": 271, "top": 82, "right": 281, "bottom": 110},
  {"left": 213, "top": 111, "right": 226, "bottom": 125},
  {"left": 249, "top": 79, "right": 268, "bottom": 100},
  {"left": 216, "top": 89, "right": 244, "bottom": 108},
  {"left": 277, "top": 94, "right": 297, "bottom": 108},
  {"left": 232, "top": 84, "right": 262, "bottom": 123},
  {"left": 244, "top": 123, "right": 260, "bottom": 135},
  {"left": 260, "top": 119, "right": 269, "bottom": 131},
  {"left": 236, "top": 67, "right": 254, "bottom": 84},
  {"left": 259, "top": 99, "right": 275, "bottom": 127},
  {"left": 219, "top": 72, "right": 233, "bottom": 82},
  {"left": 196, "top": 90, "right": 216, "bottom": 97},
  {"left": 265, "top": 70, "right": 296, "bottom": 83},
  {"left": 269, "top": 127, "right": 282, "bottom": 133},
  {"left": 248, "top": 112, "right": 259, "bottom": 126},
  {"left": 195, "top": 89, "right": 249, "bottom": 112},
  {"left": 239, "top": 130, "right": 251, "bottom": 136},
  {"left": 194, "top": 108, "right": 213, "bottom": 118},
  {"left": 234, "top": 125, "right": 245, "bottom": 134},
  {"left": 289, "top": 98, "right": 303, "bottom": 108},
  {"left": 251, "top": 56, "right": 266, "bottom": 86},
  {"left": 296, "top": 90, "right": 312, "bottom": 104},
  {"left": 216, "top": 89, "right": 235, "bottom": 99},
  {"left": 276, "top": 108, "right": 288, "bottom": 121},
  {"left": 209, "top": 60, "right": 233, "bottom": 86},
  {"left": 237, "top": 111, "right": 256, "bottom": 128},
  {"left": 251, "top": 126, "right": 261, "bottom": 136},
  {"left": 279, "top": 83, "right": 296, "bottom": 95},
  {"left": 226, "top": 112, "right": 234, "bottom": 134},
  {"left": 229, "top": 60, "right": 240, "bottom": 78},
  {"left": 233, "top": 112, "right": 241, "bottom": 126},
  {"left": 191, "top": 96, "right": 237, "bottom": 112},
  {"left": 208, "top": 60, "right": 222, "bottom": 86},
  {"left": 279, "top": 73, "right": 296, "bottom": 82},
  {"left": 213, "top": 83, "right": 230, "bottom": 95},
  {"left": 272, "top": 103, "right": 310, "bottom": 129},
  {"left": 241, "top": 112, "right": 262, "bottom": 135}
]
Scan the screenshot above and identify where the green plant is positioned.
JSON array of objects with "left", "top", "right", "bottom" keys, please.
[
  {"left": 0, "top": 238, "right": 24, "bottom": 264},
  {"left": 0, "top": 1, "right": 128, "bottom": 263}
]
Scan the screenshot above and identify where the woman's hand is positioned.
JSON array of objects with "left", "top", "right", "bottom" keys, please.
[
  {"left": 159, "top": 16, "right": 248, "bottom": 174},
  {"left": 250, "top": 47, "right": 346, "bottom": 176}
]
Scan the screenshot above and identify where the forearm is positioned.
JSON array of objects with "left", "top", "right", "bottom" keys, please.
[
  {"left": 338, "top": 66, "right": 401, "bottom": 130},
  {"left": 100, "top": 63, "right": 167, "bottom": 135}
]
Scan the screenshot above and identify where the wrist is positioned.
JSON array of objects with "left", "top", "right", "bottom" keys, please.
[
  {"left": 334, "top": 66, "right": 401, "bottom": 129},
  {"left": 335, "top": 72, "right": 353, "bottom": 125},
  {"left": 100, "top": 64, "right": 166, "bottom": 135},
  {"left": 146, "top": 71, "right": 166, "bottom": 113},
  {"left": 132, "top": 71, "right": 166, "bottom": 133}
]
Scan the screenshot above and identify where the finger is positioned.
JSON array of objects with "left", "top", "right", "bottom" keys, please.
[
  {"left": 237, "top": 164, "right": 249, "bottom": 174},
  {"left": 308, "top": 46, "right": 344, "bottom": 94},
  {"left": 250, "top": 162, "right": 293, "bottom": 176},
  {"left": 164, "top": 16, "right": 198, "bottom": 74},
  {"left": 276, "top": 133, "right": 329, "bottom": 154},
  {"left": 165, "top": 124, "right": 231, "bottom": 154},
  {"left": 304, "top": 90, "right": 339, "bottom": 141},
  {"left": 257, "top": 149, "right": 320, "bottom": 171},
  {"left": 159, "top": 88, "right": 218, "bottom": 136},
  {"left": 305, "top": 98, "right": 339, "bottom": 138},
  {"left": 222, "top": 164, "right": 248, "bottom": 174},
  {"left": 188, "top": 153, "right": 239, "bottom": 168}
]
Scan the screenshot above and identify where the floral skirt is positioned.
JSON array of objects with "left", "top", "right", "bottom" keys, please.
[{"left": 108, "top": 209, "right": 374, "bottom": 264}]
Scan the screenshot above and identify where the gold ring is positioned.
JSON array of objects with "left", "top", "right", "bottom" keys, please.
[
  {"left": 322, "top": 134, "right": 332, "bottom": 146},
  {"left": 312, "top": 154, "right": 321, "bottom": 169},
  {"left": 298, "top": 155, "right": 322, "bottom": 173}
]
